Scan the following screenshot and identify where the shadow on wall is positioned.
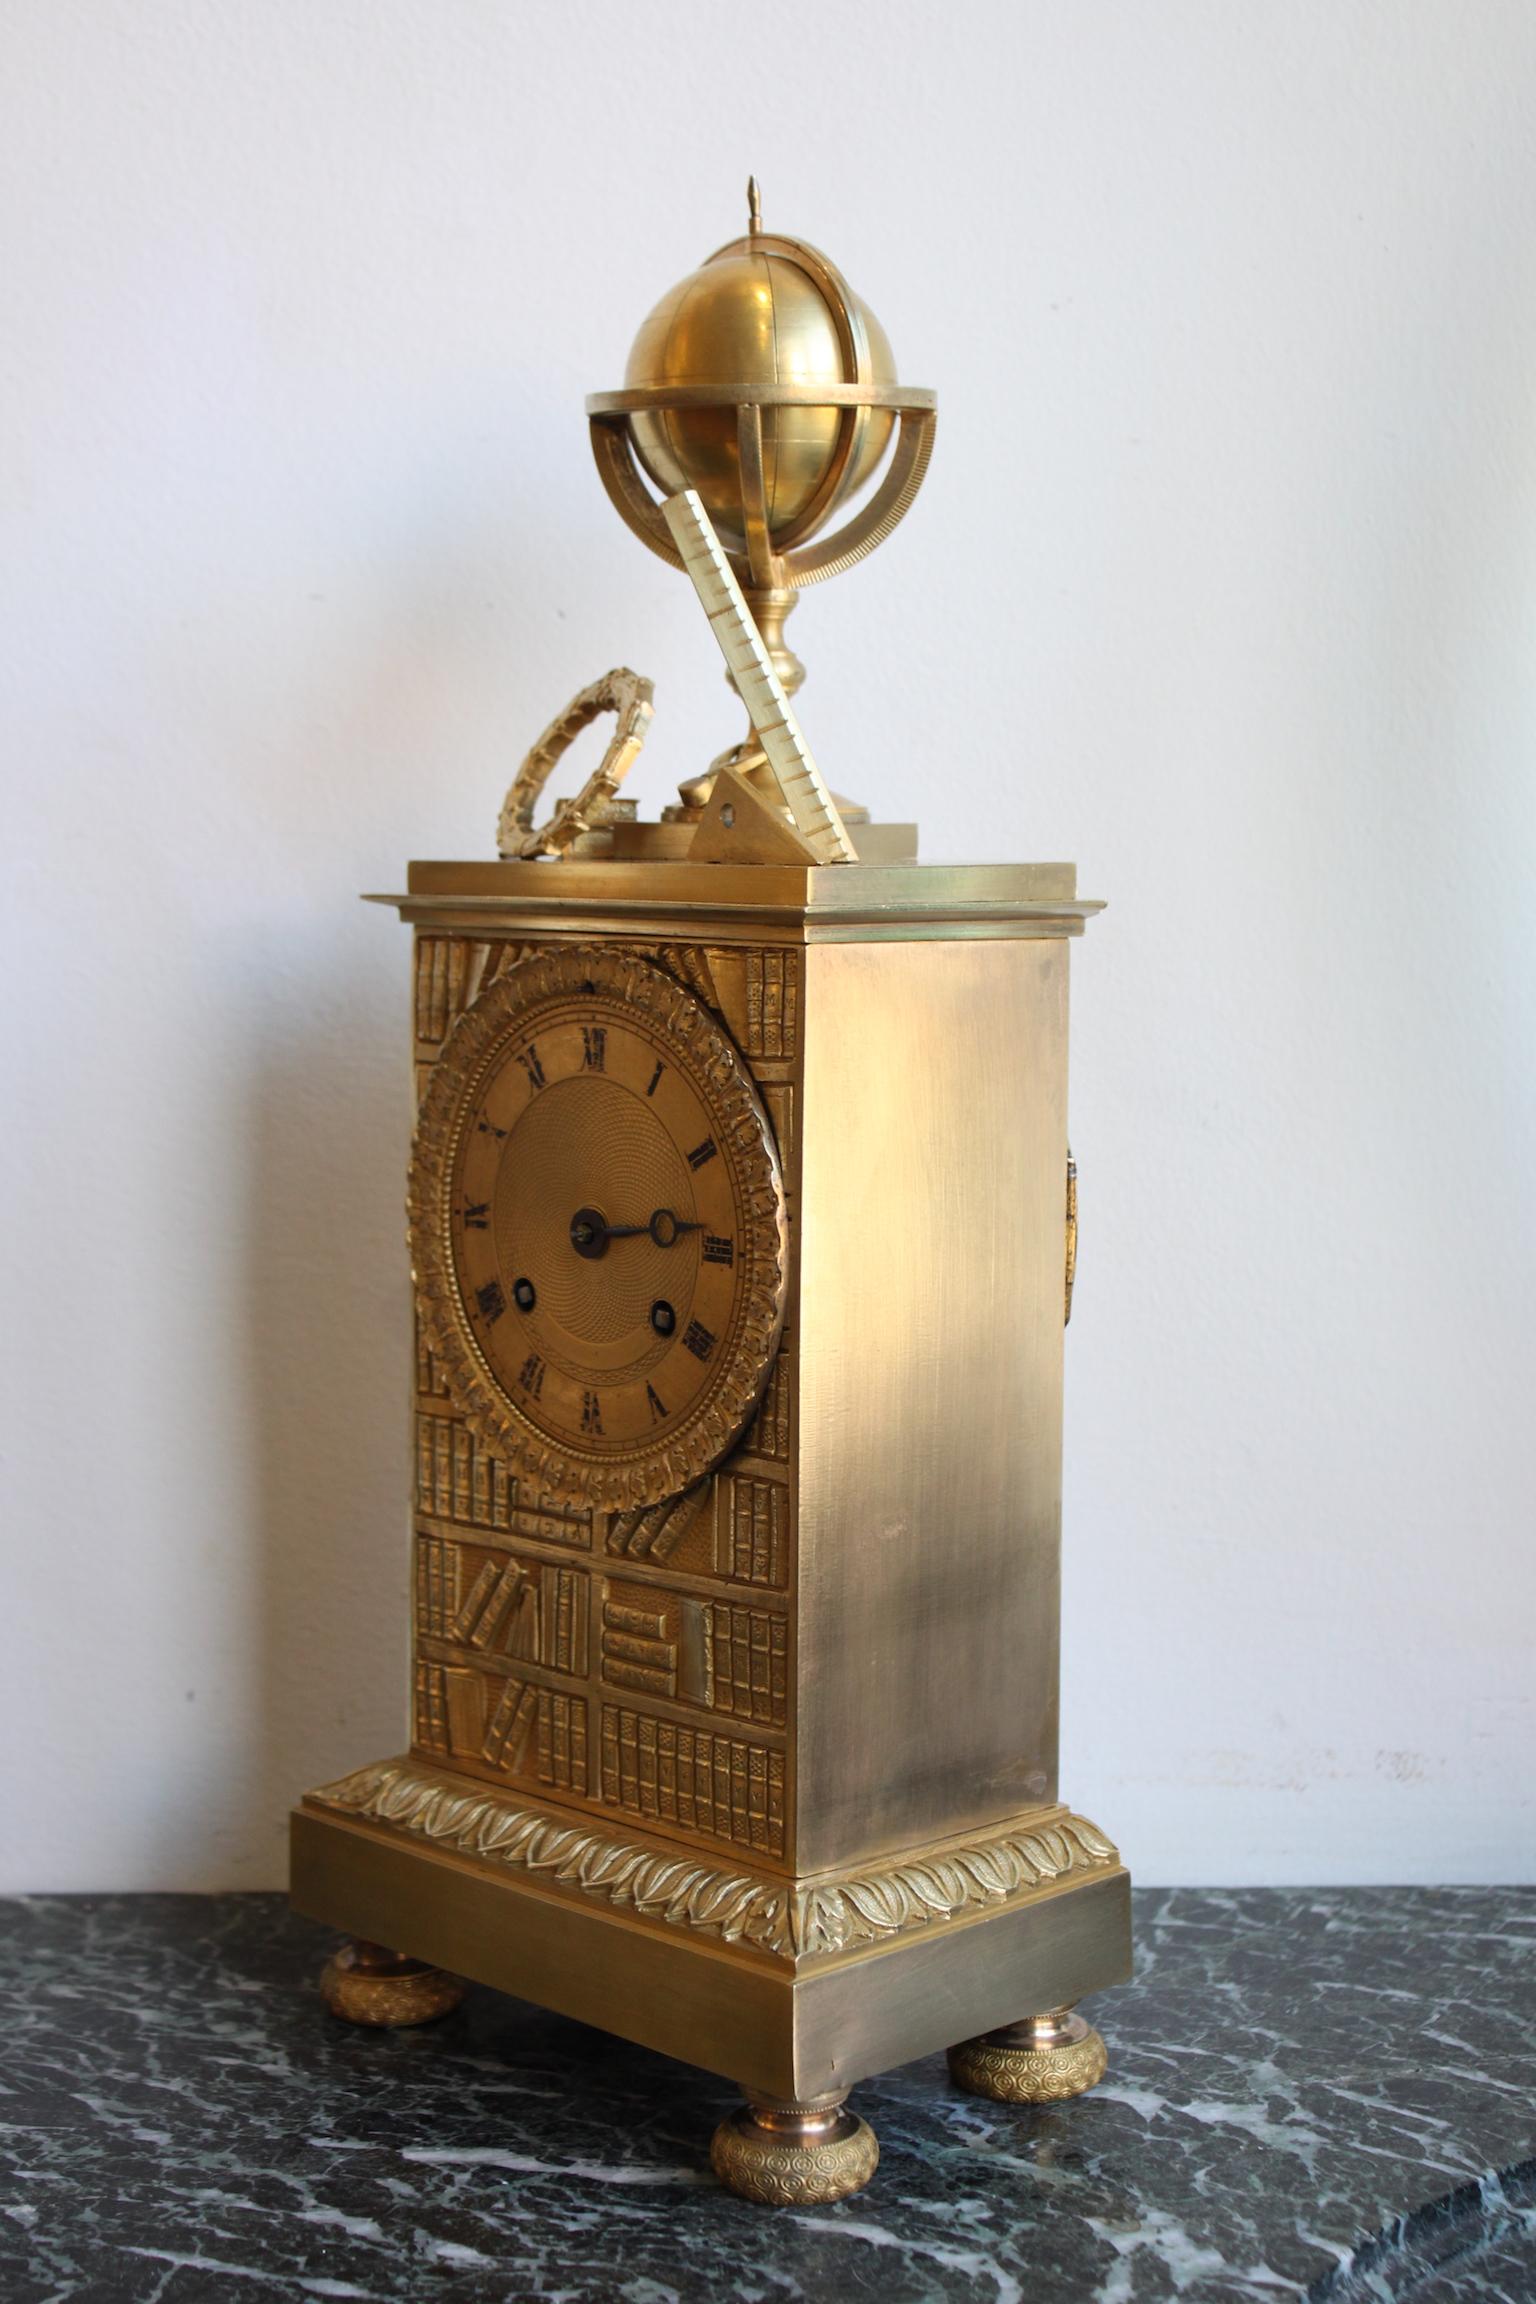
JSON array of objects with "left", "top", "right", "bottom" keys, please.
[
  {"left": 240, "top": 925, "right": 415, "bottom": 1888},
  {"left": 198, "top": 443, "right": 573, "bottom": 1893}
]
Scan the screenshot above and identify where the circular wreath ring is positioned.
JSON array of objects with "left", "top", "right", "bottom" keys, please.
[{"left": 496, "top": 668, "right": 653, "bottom": 860}]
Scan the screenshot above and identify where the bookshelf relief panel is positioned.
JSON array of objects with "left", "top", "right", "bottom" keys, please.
[
  {"left": 416, "top": 1412, "right": 591, "bottom": 1551},
  {"left": 417, "top": 1535, "right": 588, "bottom": 1670},
  {"left": 599, "top": 1703, "right": 786, "bottom": 1860},
  {"left": 414, "top": 935, "right": 533, "bottom": 1049},
  {"left": 415, "top": 1661, "right": 589, "bottom": 1797},
  {"left": 414, "top": 1534, "right": 591, "bottom": 1794}
]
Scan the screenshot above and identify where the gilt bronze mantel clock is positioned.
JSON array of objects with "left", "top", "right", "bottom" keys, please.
[{"left": 290, "top": 184, "right": 1130, "bottom": 2205}]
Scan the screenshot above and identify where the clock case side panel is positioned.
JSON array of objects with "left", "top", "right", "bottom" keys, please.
[
  {"left": 793, "top": 934, "right": 1069, "bottom": 1876},
  {"left": 405, "top": 923, "right": 804, "bottom": 1880}
]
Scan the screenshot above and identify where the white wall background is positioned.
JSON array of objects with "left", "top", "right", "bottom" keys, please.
[{"left": 4, "top": 0, "right": 1533, "bottom": 1891}]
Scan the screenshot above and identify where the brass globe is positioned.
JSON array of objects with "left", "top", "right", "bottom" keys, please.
[
  {"left": 624, "top": 240, "right": 898, "bottom": 552},
  {"left": 587, "top": 183, "right": 935, "bottom": 703}
]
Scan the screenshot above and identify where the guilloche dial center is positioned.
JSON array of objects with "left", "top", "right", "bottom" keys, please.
[{"left": 492, "top": 1071, "right": 696, "bottom": 1374}]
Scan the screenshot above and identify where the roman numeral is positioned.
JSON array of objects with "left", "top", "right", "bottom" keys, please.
[
  {"left": 582, "top": 1026, "right": 606, "bottom": 1072},
  {"left": 683, "top": 1320, "right": 716, "bottom": 1363},
  {"left": 646, "top": 1060, "right": 665, "bottom": 1097},
  {"left": 475, "top": 1114, "right": 508, "bottom": 1140},
  {"left": 687, "top": 1136, "right": 718, "bottom": 1171},
  {"left": 581, "top": 1389, "right": 604, "bottom": 1435},
  {"left": 514, "top": 1043, "right": 546, "bottom": 1092},
  {"left": 702, "top": 1233, "right": 734, "bottom": 1266},
  {"left": 463, "top": 1201, "right": 489, "bottom": 1231},
  {"left": 475, "top": 1279, "right": 506, "bottom": 1324},
  {"left": 517, "top": 1351, "right": 545, "bottom": 1399},
  {"left": 645, "top": 1383, "right": 668, "bottom": 1424}
]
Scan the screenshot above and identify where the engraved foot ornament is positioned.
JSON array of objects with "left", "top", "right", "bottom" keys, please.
[
  {"left": 947, "top": 2004, "right": 1108, "bottom": 2103},
  {"left": 319, "top": 1939, "right": 464, "bottom": 2028},
  {"left": 711, "top": 2091, "right": 879, "bottom": 2205}
]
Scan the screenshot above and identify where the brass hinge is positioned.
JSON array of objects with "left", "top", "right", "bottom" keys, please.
[{"left": 1064, "top": 1150, "right": 1078, "bottom": 1326}]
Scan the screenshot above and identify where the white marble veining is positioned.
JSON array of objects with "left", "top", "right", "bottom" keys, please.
[{"left": 0, "top": 1890, "right": 1531, "bottom": 2300}]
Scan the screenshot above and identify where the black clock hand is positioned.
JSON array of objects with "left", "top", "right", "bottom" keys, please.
[
  {"left": 569, "top": 1206, "right": 702, "bottom": 1257},
  {"left": 645, "top": 1207, "right": 701, "bottom": 1248}
]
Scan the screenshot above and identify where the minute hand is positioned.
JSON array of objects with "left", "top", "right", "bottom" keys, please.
[{"left": 603, "top": 1210, "right": 702, "bottom": 1247}]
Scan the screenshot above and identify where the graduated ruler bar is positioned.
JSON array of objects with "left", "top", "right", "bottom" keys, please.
[{"left": 662, "top": 489, "right": 856, "bottom": 865}]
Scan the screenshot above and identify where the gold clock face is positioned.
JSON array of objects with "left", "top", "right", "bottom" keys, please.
[{"left": 409, "top": 945, "right": 787, "bottom": 1509}]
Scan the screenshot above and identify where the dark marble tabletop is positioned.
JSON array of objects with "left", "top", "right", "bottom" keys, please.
[{"left": 1, "top": 1888, "right": 1532, "bottom": 2302}]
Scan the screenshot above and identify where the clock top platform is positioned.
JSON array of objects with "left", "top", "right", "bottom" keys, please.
[{"left": 372, "top": 859, "right": 1103, "bottom": 944}]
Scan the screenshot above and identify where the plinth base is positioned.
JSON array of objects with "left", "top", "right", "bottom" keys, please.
[
  {"left": 293, "top": 1762, "right": 1129, "bottom": 2103},
  {"left": 292, "top": 1754, "right": 1130, "bottom": 2205}
]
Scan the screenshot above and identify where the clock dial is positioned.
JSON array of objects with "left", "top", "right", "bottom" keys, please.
[{"left": 409, "top": 945, "right": 787, "bottom": 1509}]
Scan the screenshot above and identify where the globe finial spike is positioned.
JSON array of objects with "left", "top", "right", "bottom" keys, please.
[{"left": 746, "top": 175, "right": 762, "bottom": 235}]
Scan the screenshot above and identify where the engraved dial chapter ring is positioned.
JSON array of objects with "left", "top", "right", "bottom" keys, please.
[{"left": 409, "top": 945, "right": 788, "bottom": 1510}]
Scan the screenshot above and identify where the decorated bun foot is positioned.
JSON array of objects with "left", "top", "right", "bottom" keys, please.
[
  {"left": 319, "top": 1938, "right": 464, "bottom": 2028},
  {"left": 947, "top": 2005, "right": 1107, "bottom": 2103},
  {"left": 711, "top": 2090, "right": 879, "bottom": 2205}
]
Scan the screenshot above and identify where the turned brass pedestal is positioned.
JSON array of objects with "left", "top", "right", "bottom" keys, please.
[
  {"left": 319, "top": 1938, "right": 464, "bottom": 2029},
  {"left": 711, "top": 2092, "right": 879, "bottom": 2206},
  {"left": 292, "top": 860, "right": 1129, "bottom": 2201},
  {"left": 949, "top": 2005, "right": 1109, "bottom": 2103}
]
